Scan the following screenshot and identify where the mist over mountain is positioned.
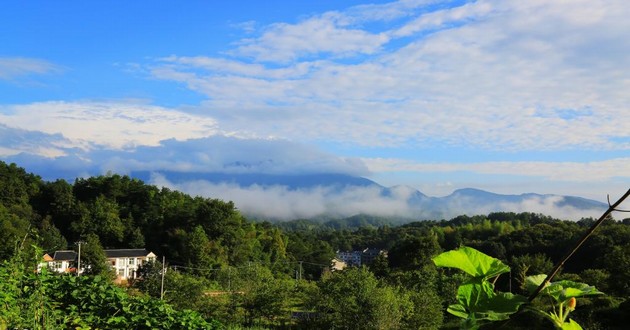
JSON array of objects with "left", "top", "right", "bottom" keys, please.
[
  {"left": 145, "top": 171, "right": 608, "bottom": 221},
  {"left": 2, "top": 154, "right": 607, "bottom": 222}
]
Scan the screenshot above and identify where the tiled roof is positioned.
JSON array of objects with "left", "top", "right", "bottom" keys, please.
[
  {"left": 104, "top": 249, "right": 153, "bottom": 258},
  {"left": 48, "top": 249, "right": 155, "bottom": 260},
  {"left": 53, "top": 250, "right": 77, "bottom": 261}
]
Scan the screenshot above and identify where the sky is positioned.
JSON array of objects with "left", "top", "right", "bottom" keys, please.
[{"left": 1, "top": 0, "right": 628, "bottom": 217}]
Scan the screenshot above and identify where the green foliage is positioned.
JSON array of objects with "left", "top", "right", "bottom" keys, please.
[
  {"left": 225, "top": 264, "right": 294, "bottom": 326},
  {"left": 510, "top": 253, "right": 553, "bottom": 293},
  {"left": 525, "top": 274, "right": 603, "bottom": 329},
  {"left": 0, "top": 205, "right": 31, "bottom": 260},
  {"left": 433, "top": 247, "right": 529, "bottom": 329},
  {"left": 185, "top": 225, "right": 224, "bottom": 275},
  {"left": 433, "top": 246, "right": 510, "bottom": 280},
  {"left": 2, "top": 161, "right": 630, "bottom": 329},
  {"left": 308, "top": 267, "right": 424, "bottom": 330},
  {"left": 434, "top": 246, "right": 606, "bottom": 330},
  {"left": 388, "top": 232, "right": 442, "bottom": 271},
  {"left": 0, "top": 245, "right": 222, "bottom": 330},
  {"left": 78, "top": 233, "right": 115, "bottom": 278}
]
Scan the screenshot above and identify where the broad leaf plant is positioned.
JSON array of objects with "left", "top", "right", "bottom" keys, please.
[{"left": 433, "top": 246, "right": 603, "bottom": 330}]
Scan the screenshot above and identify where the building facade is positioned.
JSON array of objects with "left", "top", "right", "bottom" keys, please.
[{"left": 41, "top": 248, "right": 157, "bottom": 282}]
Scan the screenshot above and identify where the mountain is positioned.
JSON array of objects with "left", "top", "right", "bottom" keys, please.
[
  {"left": 134, "top": 170, "right": 608, "bottom": 221},
  {"left": 130, "top": 171, "right": 378, "bottom": 190}
]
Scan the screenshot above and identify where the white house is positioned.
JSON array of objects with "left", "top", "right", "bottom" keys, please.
[
  {"left": 105, "top": 249, "right": 157, "bottom": 281},
  {"left": 41, "top": 250, "right": 78, "bottom": 274},
  {"left": 335, "top": 248, "right": 387, "bottom": 268},
  {"left": 336, "top": 250, "right": 363, "bottom": 267},
  {"left": 41, "top": 248, "right": 156, "bottom": 283}
]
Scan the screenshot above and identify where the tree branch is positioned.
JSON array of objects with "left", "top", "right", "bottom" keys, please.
[{"left": 528, "top": 189, "right": 630, "bottom": 302}]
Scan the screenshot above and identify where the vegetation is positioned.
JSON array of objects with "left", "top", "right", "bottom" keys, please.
[
  {"left": 433, "top": 246, "right": 603, "bottom": 329},
  {"left": 1, "top": 160, "right": 629, "bottom": 329},
  {"left": 0, "top": 245, "right": 220, "bottom": 329}
]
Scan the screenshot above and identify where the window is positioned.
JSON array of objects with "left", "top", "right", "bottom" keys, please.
[{"left": 128, "top": 258, "right": 135, "bottom": 265}]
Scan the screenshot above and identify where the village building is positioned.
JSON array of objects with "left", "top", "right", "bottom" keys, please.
[
  {"left": 334, "top": 248, "right": 387, "bottom": 270},
  {"left": 41, "top": 248, "right": 157, "bottom": 283}
]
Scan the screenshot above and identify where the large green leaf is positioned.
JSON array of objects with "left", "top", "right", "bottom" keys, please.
[
  {"left": 457, "top": 280, "right": 495, "bottom": 311},
  {"left": 433, "top": 246, "right": 510, "bottom": 279},
  {"left": 524, "top": 274, "right": 548, "bottom": 294},
  {"left": 551, "top": 281, "right": 603, "bottom": 301},
  {"left": 561, "top": 319, "right": 583, "bottom": 330},
  {"left": 526, "top": 275, "right": 604, "bottom": 302},
  {"left": 476, "top": 292, "right": 528, "bottom": 321},
  {"left": 452, "top": 281, "right": 527, "bottom": 322},
  {"left": 447, "top": 303, "right": 469, "bottom": 319}
]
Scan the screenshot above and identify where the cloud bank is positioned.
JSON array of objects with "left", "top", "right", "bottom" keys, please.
[
  {"left": 151, "top": 174, "right": 606, "bottom": 221},
  {"left": 1, "top": 134, "right": 369, "bottom": 180},
  {"left": 0, "top": 101, "right": 218, "bottom": 151}
]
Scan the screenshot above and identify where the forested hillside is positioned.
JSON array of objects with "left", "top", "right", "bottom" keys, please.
[{"left": 1, "top": 160, "right": 629, "bottom": 329}]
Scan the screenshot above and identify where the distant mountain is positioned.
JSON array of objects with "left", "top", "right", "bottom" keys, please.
[
  {"left": 131, "top": 171, "right": 377, "bottom": 190},
  {"left": 444, "top": 188, "right": 606, "bottom": 210},
  {"left": 134, "top": 171, "right": 608, "bottom": 221}
]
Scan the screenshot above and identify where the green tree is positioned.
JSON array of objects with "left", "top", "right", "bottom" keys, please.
[
  {"left": 388, "top": 233, "right": 441, "bottom": 271},
  {"left": 0, "top": 205, "right": 30, "bottom": 260},
  {"left": 310, "top": 267, "right": 411, "bottom": 330},
  {"left": 79, "top": 233, "right": 114, "bottom": 278},
  {"left": 184, "top": 225, "right": 223, "bottom": 275},
  {"left": 37, "top": 217, "right": 68, "bottom": 253},
  {"left": 604, "top": 244, "right": 630, "bottom": 296},
  {"left": 510, "top": 253, "right": 553, "bottom": 293},
  {"left": 89, "top": 196, "right": 125, "bottom": 247},
  {"left": 403, "top": 289, "right": 444, "bottom": 329},
  {"left": 229, "top": 264, "right": 293, "bottom": 326}
]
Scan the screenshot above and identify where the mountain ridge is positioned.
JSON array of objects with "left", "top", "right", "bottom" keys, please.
[{"left": 139, "top": 171, "right": 608, "bottom": 221}]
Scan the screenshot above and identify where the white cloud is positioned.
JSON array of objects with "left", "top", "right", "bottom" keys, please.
[
  {"left": 0, "top": 124, "right": 71, "bottom": 157},
  {"left": 94, "top": 136, "right": 369, "bottom": 176},
  {"left": 0, "top": 57, "right": 61, "bottom": 80},
  {"left": 150, "top": 174, "right": 606, "bottom": 221},
  {"left": 346, "top": 0, "right": 437, "bottom": 22},
  {"left": 149, "top": 174, "right": 420, "bottom": 220},
  {"left": 391, "top": 1, "right": 494, "bottom": 37},
  {"left": 363, "top": 158, "right": 630, "bottom": 182},
  {"left": 233, "top": 12, "right": 390, "bottom": 62},
  {"left": 1, "top": 134, "right": 369, "bottom": 179},
  {"left": 0, "top": 101, "right": 218, "bottom": 150},
  {"left": 150, "top": 0, "right": 630, "bottom": 151}
]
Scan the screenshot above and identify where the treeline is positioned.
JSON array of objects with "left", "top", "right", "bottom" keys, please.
[
  {"left": 0, "top": 161, "right": 290, "bottom": 272},
  {"left": 1, "top": 160, "right": 630, "bottom": 329}
]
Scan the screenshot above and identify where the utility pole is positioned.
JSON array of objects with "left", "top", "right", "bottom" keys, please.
[
  {"left": 299, "top": 261, "right": 303, "bottom": 281},
  {"left": 160, "top": 256, "right": 166, "bottom": 300},
  {"left": 76, "top": 241, "right": 82, "bottom": 276}
]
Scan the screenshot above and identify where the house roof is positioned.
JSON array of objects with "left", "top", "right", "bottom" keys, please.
[
  {"left": 53, "top": 250, "right": 77, "bottom": 261},
  {"left": 104, "top": 249, "right": 154, "bottom": 258},
  {"left": 47, "top": 248, "right": 155, "bottom": 260}
]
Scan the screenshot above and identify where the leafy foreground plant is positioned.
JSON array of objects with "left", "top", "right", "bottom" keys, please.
[
  {"left": 433, "top": 246, "right": 602, "bottom": 330},
  {"left": 0, "top": 246, "right": 223, "bottom": 330},
  {"left": 524, "top": 274, "right": 603, "bottom": 329}
]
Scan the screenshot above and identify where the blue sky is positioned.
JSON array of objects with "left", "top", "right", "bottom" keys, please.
[{"left": 1, "top": 0, "right": 628, "bottom": 208}]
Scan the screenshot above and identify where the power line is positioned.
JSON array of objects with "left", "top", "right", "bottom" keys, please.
[{"left": 166, "top": 260, "right": 329, "bottom": 273}]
